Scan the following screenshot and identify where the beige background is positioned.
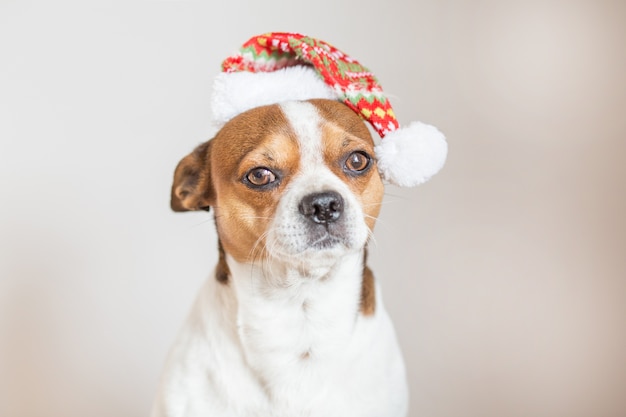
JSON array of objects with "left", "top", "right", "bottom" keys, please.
[{"left": 1, "top": 1, "right": 625, "bottom": 416}]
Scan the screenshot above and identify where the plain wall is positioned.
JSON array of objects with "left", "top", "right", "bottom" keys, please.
[{"left": 1, "top": 1, "right": 625, "bottom": 416}]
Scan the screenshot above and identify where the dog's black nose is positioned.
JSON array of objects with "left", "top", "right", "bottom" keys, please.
[{"left": 299, "top": 191, "right": 344, "bottom": 224}]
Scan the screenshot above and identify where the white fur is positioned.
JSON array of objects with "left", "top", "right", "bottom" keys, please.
[
  {"left": 375, "top": 121, "right": 448, "bottom": 187},
  {"left": 211, "top": 66, "right": 336, "bottom": 127},
  {"left": 152, "top": 102, "right": 408, "bottom": 417}
]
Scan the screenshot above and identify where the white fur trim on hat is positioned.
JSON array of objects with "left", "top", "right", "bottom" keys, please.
[
  {"left": 211, "top": 66, "right": 336, "bottom": 127},
  {"left": 374, "top": 121, "right": 448, "bottom": 187}
]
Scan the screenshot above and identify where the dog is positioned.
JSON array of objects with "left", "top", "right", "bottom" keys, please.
[{"left": 151, "top": 98, "right": 409, "bottom": 417}]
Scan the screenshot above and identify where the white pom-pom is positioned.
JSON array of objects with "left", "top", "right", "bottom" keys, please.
[{"left": 374, "top": 121, "right": 448, "bottom": 187}]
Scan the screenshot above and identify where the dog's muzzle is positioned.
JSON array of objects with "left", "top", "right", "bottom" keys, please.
[
  {"left": 297, "top": 190, "right": 350, "bottom": 250},
  {"left": 268, "top": 187, "right": 367, "bottom": 258}
]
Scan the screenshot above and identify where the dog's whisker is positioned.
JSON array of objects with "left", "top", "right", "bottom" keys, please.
[
  {"left": 362, "top": 200, "right": 403, "bottom": 209},
  {"left": 363, "top": 213, "right": 386, "bottom": 228},
  {"left": 362, "top": 199, "right": 398, "bottom": 207},
  {"left": 186, "top": 217, "right": 214, "bottom": 229},
  {"left": 366, "top": 228, "right": 379, "bottom": 248},
  {"left": 249, "top": 231, "right": 267, "bottom": 258},
  {"left": 382, "top": 192, "right": 411, "bottom": 202}
]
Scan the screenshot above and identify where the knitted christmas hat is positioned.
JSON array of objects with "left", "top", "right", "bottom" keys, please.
[{"left": 211, "top": 32, "right": 447, "bottom": 187}]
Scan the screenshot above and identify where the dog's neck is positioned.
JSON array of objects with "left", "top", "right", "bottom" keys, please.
[{"left": 222, "top": 249, "right": 367, "bottom": 389}]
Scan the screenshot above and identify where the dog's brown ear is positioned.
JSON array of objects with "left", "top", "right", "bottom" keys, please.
[{"left": 170, "top": 140, "right": 215, "bottom": 212}]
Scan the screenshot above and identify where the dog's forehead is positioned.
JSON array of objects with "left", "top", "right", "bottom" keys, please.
[
  {"left": 308, "top": 99, "right": 373, "bottom": 142},
  {"left": 211, "top": 99, "right": 373, "bottom": 167}
]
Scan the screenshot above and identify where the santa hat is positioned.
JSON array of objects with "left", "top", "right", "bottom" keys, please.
[{"left": 211, "top": 32, "right": 447, "bottom": 187}]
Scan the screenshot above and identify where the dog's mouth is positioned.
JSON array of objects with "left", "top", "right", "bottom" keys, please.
[
  {"left": 303, "top": 220, "right": 352, "bottom": 249},
  {"left": 308, "top": 232, "right": 345, "bottom": 250},
  {"left": 266, "top": 221, "right": 357, "bottom": 260}
]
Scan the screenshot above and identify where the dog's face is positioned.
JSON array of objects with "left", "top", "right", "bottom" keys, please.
[{"left": 171, "top": 99, "right": 384, "bottom": 266}]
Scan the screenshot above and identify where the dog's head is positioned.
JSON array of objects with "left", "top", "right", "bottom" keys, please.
[{"left": 171, "top": 99, "right": 383, "bottom": 267}]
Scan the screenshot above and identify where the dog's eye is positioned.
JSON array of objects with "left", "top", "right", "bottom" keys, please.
[
  {"left": 345, "top": 151, "right": 371, "bottom": 173},
  {"left": 245, "top": 167, "right": 277, "bottom": 187}
]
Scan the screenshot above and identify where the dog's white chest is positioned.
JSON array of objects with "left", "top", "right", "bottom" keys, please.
[
  {"left": 230, "top": 253, "right": 363, "bottom": 387},
  {"left": 152, "top": 255, "right": 408, "bottom": 417}
]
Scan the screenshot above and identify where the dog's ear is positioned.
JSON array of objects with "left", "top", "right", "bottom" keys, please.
[{"left": 170, "top": 140, "right": 215, "bottom": 212}]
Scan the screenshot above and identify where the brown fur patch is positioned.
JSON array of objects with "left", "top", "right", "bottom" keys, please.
[
  {"left": 360, "top": 248, "right": 376, "bottom": 316},
  {"left": 209, "top": 104, "right": 300, "bottom": 262},
  {"left": 215, "top": 239, "right": 230, "bottom": 284}
]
